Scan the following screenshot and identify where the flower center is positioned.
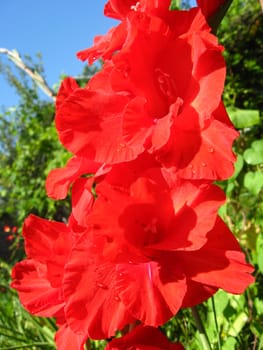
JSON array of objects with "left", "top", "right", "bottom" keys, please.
[
  {"left": 142, "top": 218, "right": 161, "bottom": 246},
  {"left": 130, "top": 1, "right": 141, "bottom": 11},
  {"left": 154, "top": 68, "right": 177, "bottom": 102}
]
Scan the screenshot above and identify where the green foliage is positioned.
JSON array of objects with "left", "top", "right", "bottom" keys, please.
[
  {"left": 227, "top": 107, "right": 260, "bottom": 129},
  {"left": 0, "top": 101, "right": 70, "bottom": 224},
  {"left": 0, "top": 71, "right": 70, "bottom": 260},
  {"left": 0, "top": 259, "right": 57, "bottom": 349},
  {"left": 169, "top": 0, "right": 191, "bottom": 10},
  {"left": 0, "top": 55, "right": 99, "bottom": 262},
  {"left": 161, "top": 287, "right": 263, "bottom": 349},
  {"left": 214, "top": 4, "right": 263, "bottom": 348},
  {"left": 256, "top": 234, "right": 263, "bottom": 274},
  {"left": 243, "top": 140, "right": 263, "bottom": 165},
  {"left": 218, "top": 0, "right": 263, "bottom": 110}
]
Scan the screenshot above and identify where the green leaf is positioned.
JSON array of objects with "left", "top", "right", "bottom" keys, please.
[
  {"left": 169, "top": 0, "right": 180, "bottom": 10},
  {"left": 259, "top": 333, "right": 263, "bottom": 350},
  {"left": 213, "top": 290, "right": 230, "bottom": 314},
  {"left": 244, "top": 171, "right": 263, "bottom": 195},
  {"left": 254, "top": 297, "right": 263, "bottom": 315},
  {"left": 228, "top": 311, "right": 248, "bottom": 337},
  {"left": 244, "top": 140, "right": 263, "bottom": 165},
  {"left": 225, "top": 182, "right": 235, "bottom": 196},
  {"left": 230, "top": 154, "right": 244, "bottom": 179},
  {"left": 256, "top": 234, "right": 263, "bottom": 274},
  {"left": 250, "top": 321, "right": 263, "bottom": 339},
  {"left": 222, "top": 336, "right": 237, "bottom": 350},
  {"left": 227, "top": 108, "right": 260, "bottom": 129}
]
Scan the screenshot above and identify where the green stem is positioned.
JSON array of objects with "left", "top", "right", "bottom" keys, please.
[
  {"left": 85, "top": 339, "right": 92, "bottom": 350},
  {"left": 191, "top": 306, "right": 212, "bottom": 350},
  {"left": 208, "top": 0, "right": 234, "bottom": 34},
  {"left": 211, "top": 296, "right": 221, "bottom": 350},
  {"left": 1, "top": 343, "right": 54, "bottom": 350}
]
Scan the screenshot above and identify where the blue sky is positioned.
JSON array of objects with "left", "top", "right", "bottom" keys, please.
[
  {"left": 0, "top": 0, "right": 196, "bottom": 108},
  {"left": 0, "top": 0, "right": 117, "bottom": 107}
]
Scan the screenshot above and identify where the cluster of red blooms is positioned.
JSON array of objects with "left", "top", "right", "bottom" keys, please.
[
  {"left": 11, "top": 1, "right": 254, "bottom": 349},
  {"left": 3, "top": 225, "right": 18, "bottom": 241}
]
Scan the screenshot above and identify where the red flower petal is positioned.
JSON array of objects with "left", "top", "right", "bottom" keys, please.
[
  {"left": 11, "top": 259, "right": 64, "bottom": 317},
  {"left": 55, "top": 323, "right": 87, "bottom": 350},
  {"left": 71, "top": 178, "right": 94, "bottom": 227},
  {"left": 149, "top": 182, "right": 225, "bottom": 251},
  {"left": 46, "top": 156, "right": 101, "bottom": 199},
  {"left": 77, "top": 23, "right": 127, "bottom": 64},
  {"left": 23, "top": 215, "right": 72, "bottom": 287},
  {"left": 115, "top": 260, "right": 187, "bottom": 325},
  {"left": 56, "top": 77, "right": 79, "bottom": 111},
  {"left": 11, "top": 214, "right": 74, "bottom": 317},
  {"left": 64, "top": 234, "right": 134, "bottom": 340},
  {"left": 176, "top": 217, "right": 254, "bottom": 294},
  {"left": 105, "top": 324, "right": 184, "bottom": 350},
  {"left": 104, "top": 0, "right": 136, "bottom": 20},
  {"left": 56, "top": 87, "right": 145, "bottom": 164},
  {"left": 181, "top": 279, "right": 218, "bottom": 308},
  {"left": 157, "top": 117, "right": 238, "bottom": 180}
]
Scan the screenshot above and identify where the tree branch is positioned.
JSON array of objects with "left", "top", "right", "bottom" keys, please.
[{"left": 0, "top": 48, "right": 56, "bottom": 101}]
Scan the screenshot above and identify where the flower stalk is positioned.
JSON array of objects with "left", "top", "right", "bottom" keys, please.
[
  {"left": 191, "top": 306, "right": 212, "bottom": 350},
  {"left": 208, "top": 0, "right": 234, "bottom": 33}
]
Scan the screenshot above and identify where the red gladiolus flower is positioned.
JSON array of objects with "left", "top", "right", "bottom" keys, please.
[
  {"left": 11, "top": 213, "right": 134, "bottom": 343},
  {"left": 63, "top": 237, "right": 136, "bottom": 340},
  {"left": 105, "top": 325, "right": 184, "bottom": 349},
  {"left": 78, "top": 0, "right": 207, "bottom": 64},
  {"left": 77, "top": 0, "right": 173, "bottom": 64},
  {"left": 10, "top": 215, "right": 88, "bottom": 349},
  {"left": 55, "top": 70, "right": 142, "bottom": 165},
  {"left": 63, "top": 169, "right": 253, "bottom": 327},
  {"left": 111, "top": 11, "right": 237, "bottom": 179},
  {"left": 57, "top": 9, "right": 237, "bottom": 180},
  {"left": 11, "top": 2, "right": 255, "bottom": 349},
  {"left": 11, "top": 215, "right": 71, "bottom": 318}
]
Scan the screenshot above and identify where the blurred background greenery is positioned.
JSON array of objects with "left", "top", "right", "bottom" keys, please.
[{"left": 0, "top": 0, "right": 262, "bottom": 349}]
